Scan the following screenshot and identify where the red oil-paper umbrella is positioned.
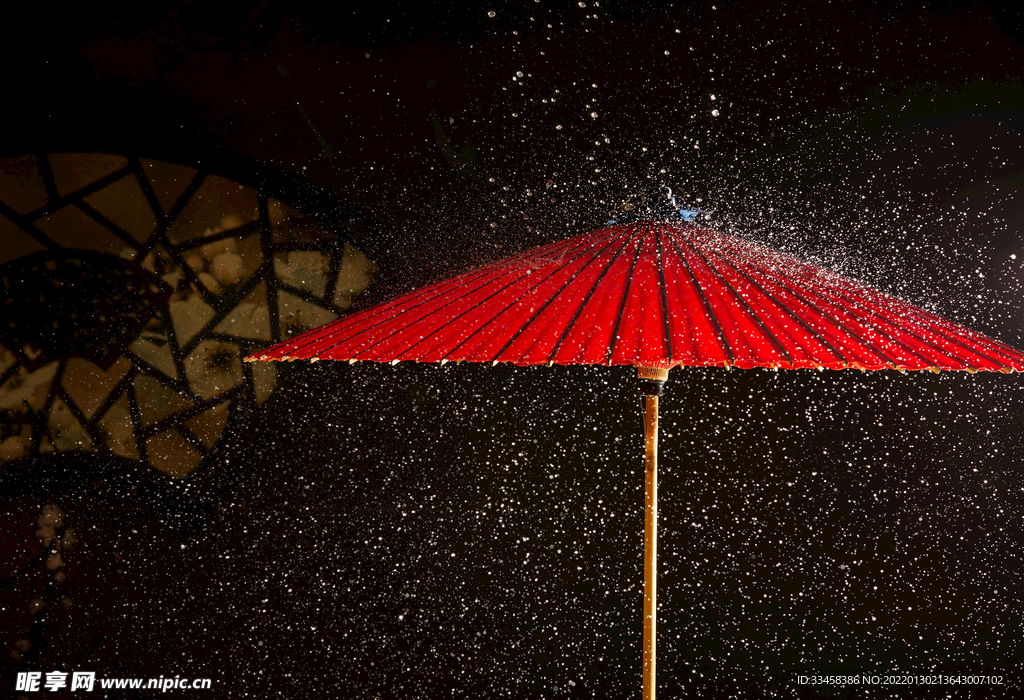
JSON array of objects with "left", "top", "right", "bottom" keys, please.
[{"left": 245, "top": 187, "right": 1024, "bottom": 700}]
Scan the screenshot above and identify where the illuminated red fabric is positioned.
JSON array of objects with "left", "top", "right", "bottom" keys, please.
[{"left": 249, "top": 221, "right": 1024, "bottom": 372}]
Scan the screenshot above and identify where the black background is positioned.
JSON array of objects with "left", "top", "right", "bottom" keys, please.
[{"left": 2, "top": 1, "right": 1024, "bottom": 698}]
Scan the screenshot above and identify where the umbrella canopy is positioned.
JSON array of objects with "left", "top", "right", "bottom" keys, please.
[
  {"left": 246, "top": 191, "right": 1024, "bottom": 699},
  {"left": 249, "top": 218, "right": 1024, "bottom": 373}
]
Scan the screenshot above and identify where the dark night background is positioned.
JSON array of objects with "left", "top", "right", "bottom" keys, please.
[{"left": 2, "top": 1, "right": 1024, "bottom": 698}]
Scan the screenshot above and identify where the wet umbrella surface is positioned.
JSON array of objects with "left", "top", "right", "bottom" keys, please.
[
  {"left": 250, "top": 204, "right": 1024, "bottom": 373},
  {"left": 248, "top": 192, "right": 1024, "bottom": 699}
]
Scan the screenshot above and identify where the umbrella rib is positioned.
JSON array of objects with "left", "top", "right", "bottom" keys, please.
[
  {"left": 654, "top": 223, "right": 674, "bottom": 362},
  {"left": 863, "top": 294, "right": 1021, "bottom": 368},
  {"left": 284, "top": 264, "right": 514, "bottom": 356},
  {"left": 546, "top": 225, "right": 642, "bottom": 363},
  {"left": 377, "top": 231, "right": 612, "bottom": 361},
  {"left": 294, "top": 233, "right": 604, "bottom": 358},
  {"left": 774, "top": 260, "right": 1002, "bottom": 369},
  {"left": 852, "top": 291, "right": 1015, "bottom": 370},
  {"left": 663, "top": 226, "right": 734, "bottom": 365},
  {"left": 816, "top": 287, "right": 978, "bottom": 368},
  {"left": 738, "top": 252, "right": 927, "bottom": 368},
  {"left": 392, "top": 264, "right": 564, "bottom": 361},
  {"left": 721, "top": 235, "right": 1020, "bottom": 370},
  {"left": 672, "top": 228, "right": 792, "bottom": 364},
  {"left": 605, "top": 222, "right": 647, "bottom": 364},
  {"left": 448, "top": 227, "right": 631, "bottom": 362},
  {"left": 708, "top": 241, "right": 874, "bottom": 366},
  {"left": 748, "top": 252, "right": 946, "bottom": 368},
  {"left": 723, "top": 255, "right": 855, "bottom": 364}
]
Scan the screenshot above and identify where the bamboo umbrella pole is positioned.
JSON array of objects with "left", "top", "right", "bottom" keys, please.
[
  {"left": 642, "top": 392, "right": 659, "bottom": 700},
  {"left": 638, "top": 366, "right": 670, "bottom": 700}
]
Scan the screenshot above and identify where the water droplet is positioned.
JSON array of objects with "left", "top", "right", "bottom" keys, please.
[
  {"left": 711, "top": 109, "right": 720, "bottom": 116},
  {"left": 488, "top": 10, "right": 496, "bottom": 18}
]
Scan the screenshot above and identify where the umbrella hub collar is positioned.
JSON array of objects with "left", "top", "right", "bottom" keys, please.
[
  {"left": 607, "top": 185, "right": 704, "bottom": 225},
  {"left": 638, "top": 366, "right": 670, "bottom": 396}
]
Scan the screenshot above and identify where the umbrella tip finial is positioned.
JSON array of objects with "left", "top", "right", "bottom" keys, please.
[{"left": 606, "top": 184, "right": 705, "bottom": 225}]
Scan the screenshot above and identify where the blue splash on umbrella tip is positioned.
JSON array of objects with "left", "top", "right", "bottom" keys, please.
[{"left": 606, "top": 185, "right": 708, "bottom": 225}]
